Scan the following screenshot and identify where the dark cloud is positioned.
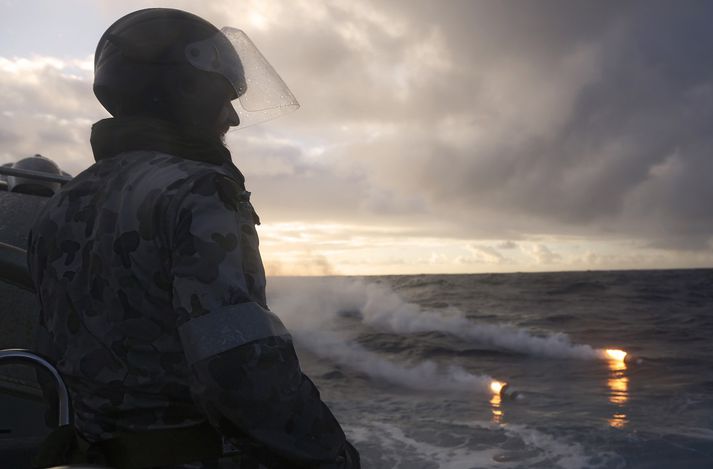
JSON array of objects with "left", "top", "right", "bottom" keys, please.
[
  {"left": 4, "top": 0, "right": 712, "bottom": 265},
  {"left": 239, "top": 0, "right": 713, "bottom": 252}
]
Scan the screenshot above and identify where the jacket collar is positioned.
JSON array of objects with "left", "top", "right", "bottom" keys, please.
[{"left": 90, "top": 116, "right": 233, "bottom": 166}]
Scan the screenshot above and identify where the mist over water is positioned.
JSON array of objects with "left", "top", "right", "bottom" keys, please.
[
  {"left": 269, "top": 279, "right": 496, "bottom": 393},
  {"left": 268, "top": 271, "right": 713, "bottom": 469},
  {"left": 295, "top": 329, "right": 494, "bottom": 394},
  {"left": 270, "top": 276, "right": 600, "bottom": 361}
]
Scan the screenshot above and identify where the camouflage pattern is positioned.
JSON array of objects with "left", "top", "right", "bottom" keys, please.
[{"left": 27, "top": 132, "right": 353, "bottom": 468}]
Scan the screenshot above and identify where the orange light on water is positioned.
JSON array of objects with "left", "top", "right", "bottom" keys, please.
[
  {"left": 608, "top": 376, "right": 629, "bottom": 405},
  {"left": 609, "top": 413, "right": 628, "bottom": 429},
  {"left": 605, "top": 348, "right": 630, "bottom": 428},
  {"left": 605, "top": 349, "right": 627, "bottom": 362},
  {"left": 490, "top": 393, "right": 503, "bottom": 424}
]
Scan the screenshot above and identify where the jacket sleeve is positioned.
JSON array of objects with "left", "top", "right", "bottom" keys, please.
[{"left": 170, "top": 172, "right": 356, "bottom": 468}]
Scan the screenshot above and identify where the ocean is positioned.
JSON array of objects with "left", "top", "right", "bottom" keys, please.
[{"left": 267, "top": 269, "right": 713, "bottom": 469}]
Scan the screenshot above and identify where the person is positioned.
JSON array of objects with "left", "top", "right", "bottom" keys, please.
[{"left": 28, "top": 8, "right": 359, "bottom": 468}]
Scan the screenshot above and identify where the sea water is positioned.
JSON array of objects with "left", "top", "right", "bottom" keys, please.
[{"left": 268, "top": 270, "right": 713, "bottom": 469}]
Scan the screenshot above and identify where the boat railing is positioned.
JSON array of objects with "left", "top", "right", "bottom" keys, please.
[{"left": 0, "top": 349, "right": 70, "bottom": 427}]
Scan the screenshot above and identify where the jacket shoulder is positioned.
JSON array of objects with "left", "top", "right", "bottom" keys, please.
[{"left": 88, "top": 151, "right": 243, "bottom": 197}]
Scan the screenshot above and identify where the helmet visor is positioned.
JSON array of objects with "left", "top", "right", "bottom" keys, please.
[{"left": 185, "top": 27, "right": 299, "bottom": 128}]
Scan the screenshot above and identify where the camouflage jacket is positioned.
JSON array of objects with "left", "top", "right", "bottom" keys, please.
[{"left": 28, "top": 117, "right": 354, "bottom": 468}]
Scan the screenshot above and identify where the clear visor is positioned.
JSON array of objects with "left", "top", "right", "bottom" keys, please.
[{"left": 185, "top": 27, "right": 299, "bottom": 128}]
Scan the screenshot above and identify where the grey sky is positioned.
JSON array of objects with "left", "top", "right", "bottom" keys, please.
[{"left": 1, "top": 0, "right": 712, "bottom": 273}]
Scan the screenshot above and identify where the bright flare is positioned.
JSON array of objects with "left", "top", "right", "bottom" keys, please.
[
  {"left": 605, "top": 349, "right": 627, "bottom": 362},
  {"left": 490, "top": 381, "right": 505, "bottom": 394}
]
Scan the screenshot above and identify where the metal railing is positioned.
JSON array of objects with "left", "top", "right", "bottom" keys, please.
[
  {"left": 0, "top": 349, "right": 70, "bottom": 427},
  {"left": 0, "top": 166, "right": 72, "bottom": 185}
]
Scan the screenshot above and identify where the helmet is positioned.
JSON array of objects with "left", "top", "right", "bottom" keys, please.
[
  {"left": 93, "top": 8, "right": 298, "bottom": 130},
  {"left": 7, "top": 155, "right": 62, "bottom": 196}
]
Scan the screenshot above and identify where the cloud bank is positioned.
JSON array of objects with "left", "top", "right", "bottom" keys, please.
[{"left": 2, "top": 0, "right": 712, "bottom": 272}]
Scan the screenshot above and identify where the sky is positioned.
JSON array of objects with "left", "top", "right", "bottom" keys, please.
[{"left": 1, "top": 0, "right": 712, "bottom": 275}]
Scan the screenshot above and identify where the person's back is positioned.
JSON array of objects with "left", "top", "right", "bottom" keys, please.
[
  {"left": 30, "top": 141, "right": 235, "bottom": 441},
  {"left": 28, "top": 8, "right": 358, "bottom": 468}
]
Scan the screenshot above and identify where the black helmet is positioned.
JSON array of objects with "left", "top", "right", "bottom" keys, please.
[
  {"left": 94, "top": 8, "right": 299, "bottom": 130},
  {"left": 93, "top": 8, "right": 244, "bottom": 130},
  {"left": 7, "top": 155, "right": 62, "bottom": 196}
]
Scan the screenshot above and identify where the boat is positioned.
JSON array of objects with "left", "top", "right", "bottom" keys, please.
[{"left": 0, "top": 155, "right": 106, "bottom": 468}]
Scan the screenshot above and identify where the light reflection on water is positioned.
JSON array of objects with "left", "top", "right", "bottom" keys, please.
[
  {"left": 490, "top": 393, "right": 503, "bottom": 424},
  {"left": 607, "top": 357, "right": 628, "bottom": 428},
  {"left": 610, "top": 413, "right": 628, "bottom": 429}
]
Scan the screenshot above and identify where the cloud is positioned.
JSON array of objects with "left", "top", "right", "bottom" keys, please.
[
  {"left": 2, "top": 0, "right": 712, "bottom": 272},
  {"left": 525, "top": 244, "right": 563, "bottom": 265},
  {"left": 0, "top": 55, "right": 104, "bottom": 173},
  {"left": 459, "top": 245, "right": 510, "bottom": 265},
  {"left": 0, "top": 127, "right": 20, "bottom": 145},
  {"left": 497, "top": 241, "right": 518, "bottom": 250},
  {"left": 363, "top": 2, "right": 713, "bottom": 253},
  {"left": 264, "top": 251, "right": 337, "bottom": 277}
]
